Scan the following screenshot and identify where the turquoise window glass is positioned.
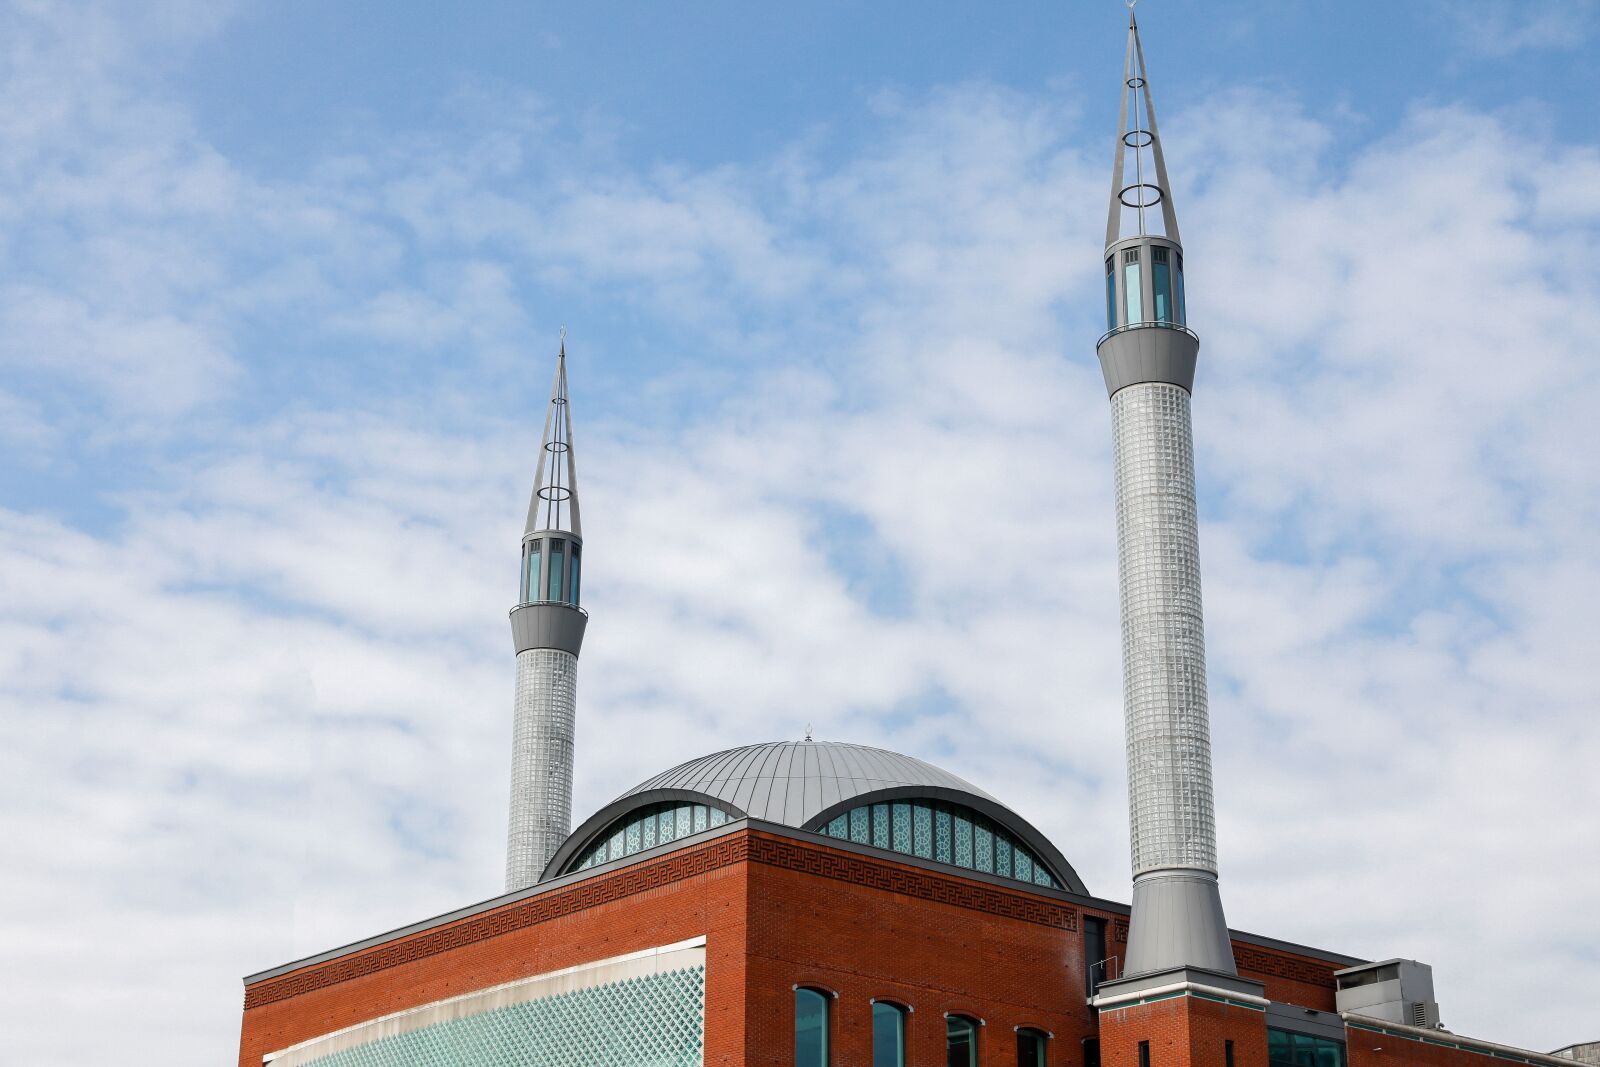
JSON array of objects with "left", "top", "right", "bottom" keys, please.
[
  {"left": 996, "top": 836, "right": 1013, "bottom": 879},
  {"left": 1266, "top": 1029, "right": 1345, "bottom": 1067},
  {"left": 1175, "top": 255, "right": 1187, "bottom": 323},
  {"left": 872, "top": 804, "right": 890, "bottom": 849},
  {"left": 296, "top": 965, "right": 705, "bottom": 1067},
  {"left": 935, "top": 810, "right": 953, "bottom": 864},
  {"left": 796, "top": 988, "right": 829, "bottom": 1067},
  {"left": 1014, "top": 849, "right": 1033, "bottom": 883},
  {"left": 568, "top": 548, "right": 581, "bottom": 606},
  {"left": 947, "top": 1016, "right": 978, "bottom": 1067},
  {"left": 974, "top": 823, "right": 994, "bottom": 873},
  {"left": 625, "top": 820, "right": 642, "bottom": 853},
  {"left": 547, "top": 540, "right": 565, "bottom": 601},
  {"left": 1153, "top": 259, "right": 1172, "bottom": 322},
  {"left": 675, "top": 805, "right": 692, "bottom": 839},
  {"left": 872, "top": 1002, "right": 907, "bottom": 1067},
  {"left": 850, "top": 806, "right": 871, "bottom": 844},
  {"left": 827, "top": 814, "right": 848, "bottom": 837},
  {"left": 1124, "top": 258, "right": 1143, "bottom": 324},
  {"left": 1017, "top": 1029, "right": 1047, "bottom": 1067},
  {"left": 954, "top": 814, "right": 973, "bottom": 867},
  {"left": 693, "top": 805, "right": 708, "bottom": 833},
  {"left": 913, "top": 805, "right": 933, "bottom": 859},
  {"left": 642, "top": 813, "right": 657, "bottom": 849},
  {"left": 1106, "top": 257, "right": 1118, "bottom": 329},
  {"left": 891, "top": 803, "right": 911, "bottom": 852},
  {"left": 525, "top": 542, "right": 541, "bottom": 603}
]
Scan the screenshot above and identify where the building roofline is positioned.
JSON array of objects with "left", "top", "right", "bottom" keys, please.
[{"left": 242, "top": 819, "right": 1364, "bottom": 987}]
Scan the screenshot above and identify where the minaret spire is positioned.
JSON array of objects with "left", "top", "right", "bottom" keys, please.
[
  {"left": 506, "top": 332, "right": 590, "bottom": 893},
  {"left": 1106, "top": 5, "right": 1181, "bottom": 246}
]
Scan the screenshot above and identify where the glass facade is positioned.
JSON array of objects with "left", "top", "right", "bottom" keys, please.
[
  {"left": 296, "top": 964, "right": 704, "bottom": 1067},
  {"left": 521, "top": 536, "right": 582, "bottom": 608},
  {"left": 947, "top": 1016, "right": 978, "bottom": 1067},
  {"left": 815, "top": 798, "right": 1059, "bottom": 888},
  {"left": 1123, "top": 248, "right": 1142, "bottom": 325},
  {"left": 1106, "top": 256, "right": 1117, "bottom": 330},
  {"left": 568, "top": 801, "right": 731, "bottom": 872},
  {"left": 872, "top": 1003, "right": 907, "bottom": 1067},
  {"left": 1017, "top": 1029, "right": 1047, "bottom": 1067},
  {"left": 1267, "top": 1029, "right": 1347, "bottom": 1067},
  {"left": 796, "top": 988, "right": 829, "bottom": 1067},
  {"left": 1152, "top": 247, "right": 1172, "bottom": 323}
]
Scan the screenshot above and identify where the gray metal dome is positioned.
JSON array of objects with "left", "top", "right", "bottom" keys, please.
[{"left": 544, "top": 740, "right": 1086, "bottom": 894}]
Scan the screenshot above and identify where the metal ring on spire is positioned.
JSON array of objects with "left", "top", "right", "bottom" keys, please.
[
  {"left": 1123, "top": 129, "right": 1154, "bottom": 148},
  {"left": 1119, "top": 183, "right": 1164, "bottom": 208},
  {"left": 537, "top": 486, "right": 572, "bottom": 502},
  {"left": 1126, "top": 77, "right": 1146, "bottom": 89},
  {"left": 544, "top": 440, "right": 569, "bottom": 453}
]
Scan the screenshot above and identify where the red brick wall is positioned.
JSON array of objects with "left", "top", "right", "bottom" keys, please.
[
  {"left": 237, "top": 834, "right": 750, "bottom": 1067},
  {"left": 1345, "top": 1024, "right": 1563, "bottom": 1067},
  {"left": 237, "top": 827, "right": 1354, "bottom": 1067},
  {"left": 743, "top": 829, "right": 1097, "bottom": 1066},
  {"left": 1098, "top": 995, "right": 1269, "bottom": 1067}
]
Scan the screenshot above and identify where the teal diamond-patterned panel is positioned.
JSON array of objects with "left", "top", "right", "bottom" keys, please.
[{"left": 302, "top": 966, "right": 705, "bottom": 1067}]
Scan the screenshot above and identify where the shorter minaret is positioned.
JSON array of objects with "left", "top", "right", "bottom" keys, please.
[{"left": 505, "top": 335, "right": 588, "bottom": 893}]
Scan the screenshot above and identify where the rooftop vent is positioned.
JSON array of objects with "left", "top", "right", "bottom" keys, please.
[{"left": 1333, "top": 959, "right": 1441, "bottom": 1030}]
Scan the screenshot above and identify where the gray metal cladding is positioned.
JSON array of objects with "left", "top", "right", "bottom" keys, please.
[
  {"left": 618, "top": 740, "right": 999, "bottom": 828},
  {"left": 505, "top": 648, "right": 577, "bottom": 892}
]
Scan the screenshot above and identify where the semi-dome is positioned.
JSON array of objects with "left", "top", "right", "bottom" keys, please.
[{"left": 543, "top": 740, "right": 1087, "bottom": 895}]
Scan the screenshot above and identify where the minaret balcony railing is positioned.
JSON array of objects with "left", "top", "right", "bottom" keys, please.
[{"left": 1096, "top": 319, "right": 1198, "bottom": 349}]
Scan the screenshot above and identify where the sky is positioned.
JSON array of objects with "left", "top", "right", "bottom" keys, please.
[{"left": 1, "top": 0, "right": 1598, "bottom": 1062}]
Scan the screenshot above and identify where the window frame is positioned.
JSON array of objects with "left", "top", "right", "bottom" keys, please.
[
  {"left": 1016, "top": 1026, "right": 1050, "bottom": 1067},
  {"left": 945, "top": 1013, "right": 981, "bottom": 1067},
  {"left": 794, "top": 986, "right": 833, "bottom": 1067},
  {"left": 870, "top": 999, "right": 910, "bottom": 1067}
]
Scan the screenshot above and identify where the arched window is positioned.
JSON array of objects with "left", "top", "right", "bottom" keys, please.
[
  {"left": 566, "top": 801, "right": 732, "bottom": 872},
  {"left": 946, "top": 1015, "right": 979, "bottom": 1067},
  {"left": 872, "top": 1001, "right": 907, "bottom": 1067},
  {"left": 795, "top": 988, "right": 830, "bottom": 1067},
  {"left": 815, "top": 799, "right": 1061, "bottom": 889},
  {"left": 1016, "top": 1027, "right": 1048, "bottom": 1067}
]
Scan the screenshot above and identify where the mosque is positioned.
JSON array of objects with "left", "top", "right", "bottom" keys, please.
[{"left": 236, "top": 12, "right": 1594, "bottom": 1067}]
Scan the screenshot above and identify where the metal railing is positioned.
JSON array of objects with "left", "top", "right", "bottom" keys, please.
[{"left": 1097, "top": 319, "right": 1199, "bottom": 347}]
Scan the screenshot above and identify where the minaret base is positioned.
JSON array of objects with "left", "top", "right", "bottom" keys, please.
[
  {"left": 1093, "top": 967, "right": 1269, "bottom": 1067},
  {"left": 1125, "top": 868, "right": 1237, "bottom": 977}
]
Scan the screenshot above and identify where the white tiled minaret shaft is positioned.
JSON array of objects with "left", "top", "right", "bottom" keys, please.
[
  {"left": 1096, "top": 11, "right": 1238, "bottom": 979},
  {"left": 505, "top": 338, "right": 588, "bottom": 893}
]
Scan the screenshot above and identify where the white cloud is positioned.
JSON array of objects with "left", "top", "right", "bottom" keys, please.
[
  {"left": 1437, "top": 0, "right": 1597, "bottom": 58},
  {"left": 0, "top": 6, "right": 1597, "bottom": 1065}
]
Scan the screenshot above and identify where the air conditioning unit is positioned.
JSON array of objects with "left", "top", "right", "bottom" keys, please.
[{"left": 1333, "top": 959, "right": 1441, "bottom": 1029}]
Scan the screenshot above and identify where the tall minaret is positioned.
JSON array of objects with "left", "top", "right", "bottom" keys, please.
[
  {"left": 505, "top": 335, "right": 588, "bottom": 893},
  {"left": 1096, "top": 9, "right": 1238, "bottom": 980}
]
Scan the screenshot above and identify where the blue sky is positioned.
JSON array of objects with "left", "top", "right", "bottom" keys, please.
[{"left": 1, "top": 2, "right": 1598, "bottom": 1063}]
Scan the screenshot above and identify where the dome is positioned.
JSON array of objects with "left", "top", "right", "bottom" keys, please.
[{"left": 543, "top": 740, "right": 1086, "bottom": 895}]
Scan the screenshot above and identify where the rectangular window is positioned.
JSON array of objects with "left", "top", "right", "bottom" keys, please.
[
  {"left": 1083, "top": 1038, "right": 1100, "bottom": 1067},
  {"left": 1084, "top": 917, "right": 1107, "bottom": 995},
  {"left": 954, "top": 814, "right": 974, "bottom": 867},
  {"left": 851, "top": 806, "right": 871, "bottom": 844},
  {"left": 641, "top": 813, "right": 657, "bottom": 849},
  {"left": 913, "top": 804, "right": 933, "bottom": 859},
  {"left": 1175, "top": 253, "right": 1186, "bottom": 324},
  {"left": 1225, "top": 1040, "right": 1234, "bottom": 1067},
  {"left": 1106, "top": 256, "right": 1117, "bottom": 330},
  {"left": 872, "top": 803, "right": 891, "bottom": 849},
  {"left": 658, "top": 809, "right": 676, "bottom": 843},
  {"left": 693, "top": 805, "right": 708, "bottom": 832},
  {"left": 1123, "top": 248, "right": 1143, "bottom": 324},
  {"left": 935, "top": 809, "right": 953, "bottom": 864},
  {"left": 1152, "top": 247, "right": 1172, "bottom": 322},
  {"left": 891, "top": 802, "right": 911, "bottom": 852},
  {"left": 675, "top": 805, "right": 692, "bottom": 838},
  {"left": 526, "top": 542, "right": 542, "bottom": 602},
  {"left": 1014, "top": 848, "right": 1033, "bottom": 883},
  {"left": 827, "top": 813, "right": 848, "bottom": 838},
  {"left": 568, "top": 546, "right": 581, "bottom": 606},
  {"left": 1138, "top": 1041, "right": 1150, "bottom": 1067},
  {"left": 974, "top": 822, "right": 994, "bottom": 873},
  {"left": 995, "top": 835, "right": 1013, "bottom": 879},
  {"left": 710, "top": 807, "right": 728, "bottom": 827},
  {"left": 547, "top": 539, "right": 565, "bottom": 601}
]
